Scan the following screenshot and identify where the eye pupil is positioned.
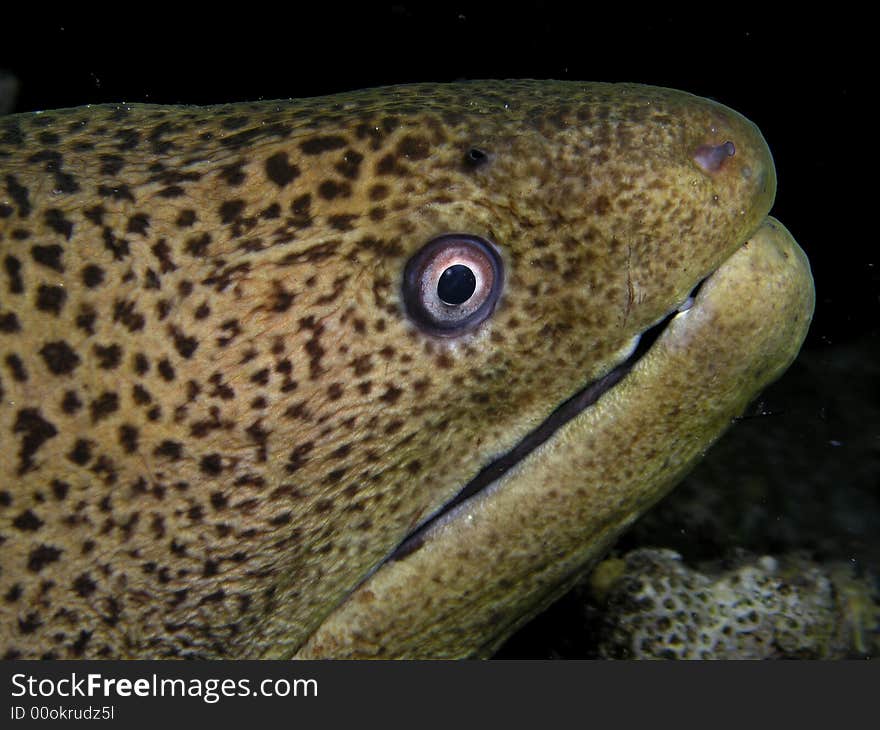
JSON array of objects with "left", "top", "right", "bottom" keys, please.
[
  {"left": 403, "top": 233, "right": 503, "bottom": 336},
  {"left": 437, "top": 264, "right": 477, "bottom": 305}
]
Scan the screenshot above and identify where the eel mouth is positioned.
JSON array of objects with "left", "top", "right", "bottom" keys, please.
[{"left": 388, "top": 278, "right": 706, "bottom": 562}]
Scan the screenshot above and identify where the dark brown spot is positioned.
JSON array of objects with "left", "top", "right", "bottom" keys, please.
[
  {"left": 208, "top": 372, "right": 234, "bottom": 399},
  {"left": 332, "top": 443, "right": 352, "bottom": 459},
  {"left": 250, "top": 368, "right": 270, "bottom": 386},
  {"left": 44, "top": 208, "right": 74, "bottom": 238},
  {"left": 291, "top": 193, "right": 311, "bottom": 218},
  {"left": 265, "top": 151, "right": 300, "bottom": 187},
  {"left": 157, "top": 358, "right": 175, "bottom": 381},
  {"left": 75, "top": 304, "right": 97, "bottom": 335},
  {"left": 99, "top": 154, "right": 125, "bottom": 175},
  {"left": 4, "top": 254, "right": 23, "bottom": 294},
  {"left": 61, "top": 390, "right": 82, "bottom": 414},
  {"left": 352, "top": 354, "right": 373, "bottom": 375},
  {"left": 285, "top": 442, "right": 313, "bottom": 473},
  {"left": 219, "top": 199, "right": 245, "bottom": 223},
  {"left": 132, "top": 384, "right": 152, "bottom": 405},
  {"left": 260, "top": 202, "right": 281, "bottom": 219},
  {"left": 268, "top": 281, "right": 296, "bottom": 312},
  {"left": 126, "top": 213, "right": 150, "bottom": 235},
  {"left": 380, "top": 384, "right": 403, "bottom": 405},
  {"left": 318, "top": 180, "right": 350, "bottom": 200},
  {"left": 81, "top": 264, "right": 105, "bottom": 288},
  {"left": 328, "top": 213, "right": 359, "bottom": 231},
  {"left": 102, "top": 226, "right": 130, "bottom": 259},
  {"left": 13, "top": 408, "right": 58, "bottom": 475},
  {"left": 133, "top": 352, "right": 149, "bottom": 374},
  {"left": 156, "top": 299, "right": 171, "bottom": 320},
  {"left": 397, "top": 135, "right": 430, "bottom": 160},
  {"left": 6, "top": 353, "right": 27, "bottom": 381},
  {"left": 300, "top": 135, "right": 347, "bottom": 154},
  {"left": 67, "top": 438, "right": 93, "bottom": 465},
  {"left": 185, "top": 232, "right": 211, "bottom": 257},
  {"left": 93, "top": 343, "right": 122, "bottom": 369},
  {"left": 31, "top": 244, "right": 64, "bottom": 272},
  {"left": 83, "top": 204, "right": 104, "bottom": 225},
  {"left": 51, "top": 480, "right": 70, "bottom": 500},
  {"left": 36, "top": 284, "right": 67, "bottom": 315},
  {"left": 176, "top": 209, "right": 197, "bottom": 227},
  {"left": 101, "top": 596, "right": 121, "bottom": 626},
  {"left": 148, "top": 239, "right": 177, "bottom": 273},
  {"left": 369, "top": 184, "right": 389, "bottom": 201},
  {"left": 5, "top": 173, "right": 31, "bottom": 217},
  {"left": 335, "top": 150, "right": 363, "bottom": 179},
  {"left": 27, "top": 544, "right": 62, "bottom": 572},
  {"left": 314, "top": 498, "right": 334, "bottom": 513},
  {"left": 71, "top": 630, "right": 93, "bottom": 656},
  {"left": 154, "top": 440, "right": 183, "bottom": 460},
  {"left": 90, "top": 392, "right": 119, "bottom": 422},
  {"left": 219, "top": 162, "right": 246, "bottom": 186},
  {"left": 112, "top": 298, "right": 145, "bottom": 332},
  {"left": 200, "top": 453, "right": 223, "bottom": 476},
  {"left": 12, "top": 509, "right": 44, "bottom": 531},
  {"left": 376, "top": 154, "right": 398, "bottom": 175},
  {"left": 118, "top": 424, "right": 139, "bottom": 453},
  {"left": 72, "top": 573, "right": 97, "bottom": 597},
  {"left": 18, "top": 613, "right": 42, "bottom": 634},
  {"left": 0, "top": 311, "right": 21, "bottom": 332},
  {"left": 324, "top": 467, "right": 348, "bottom": 485},
  {"left": 170, "top": 326, "right": 199, "bottom": 359}
]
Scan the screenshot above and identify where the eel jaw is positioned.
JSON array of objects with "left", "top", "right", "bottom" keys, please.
[
  {"left": 294, "top": 216, "right": 814, "bottom": 659},
  {"left": 388, "top": 301, "right": 679, "bottom": 563}
]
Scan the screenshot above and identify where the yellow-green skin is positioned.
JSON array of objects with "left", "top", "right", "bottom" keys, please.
[{"left": 0, "top": 81, "right": 813, "bottom": 659}]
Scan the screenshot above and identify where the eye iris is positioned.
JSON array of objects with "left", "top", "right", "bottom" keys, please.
[
  {"left": 402, "top": 233, "right": 503, "bottom": 336},
  {"left": 437, "top": 264, "right": 476, "bottom": 305}
]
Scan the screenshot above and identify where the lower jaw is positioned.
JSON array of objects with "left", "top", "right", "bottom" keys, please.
[{"left": 388, "top": 278, "right": 704, "bottom": 563}]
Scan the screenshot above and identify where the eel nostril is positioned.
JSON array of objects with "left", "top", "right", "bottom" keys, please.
[{"left": 693, "top": 140, "right": 736, "bottom": 172}]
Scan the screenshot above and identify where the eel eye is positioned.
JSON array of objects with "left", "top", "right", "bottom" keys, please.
[{"left": 403, "top": 234, "right": 504, "bottom": 336}]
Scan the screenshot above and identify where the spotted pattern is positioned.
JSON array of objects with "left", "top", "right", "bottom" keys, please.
[{"left": 0, "top": 81, "right": 773, "bottom": 658}]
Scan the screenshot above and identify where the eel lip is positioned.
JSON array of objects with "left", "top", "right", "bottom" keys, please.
[{"left": 387, "top": 279, "right": 704, "bottom": 563}]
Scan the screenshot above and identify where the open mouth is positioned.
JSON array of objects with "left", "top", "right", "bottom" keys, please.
[{"left": 388, "top": 279, "right": 706, "bottom": 562}]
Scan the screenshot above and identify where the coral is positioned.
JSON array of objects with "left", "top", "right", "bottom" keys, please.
[{"left": 593, "top": 549, "right": 879, "bottom": 659}]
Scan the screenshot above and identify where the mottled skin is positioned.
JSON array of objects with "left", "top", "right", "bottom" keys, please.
[{"left": 0, "top": 81, "right": 809, "bottom": 659}]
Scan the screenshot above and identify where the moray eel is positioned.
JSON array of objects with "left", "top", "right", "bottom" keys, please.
[{"left": 0, "top": 81, "right": 813, "bottom": 659}]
